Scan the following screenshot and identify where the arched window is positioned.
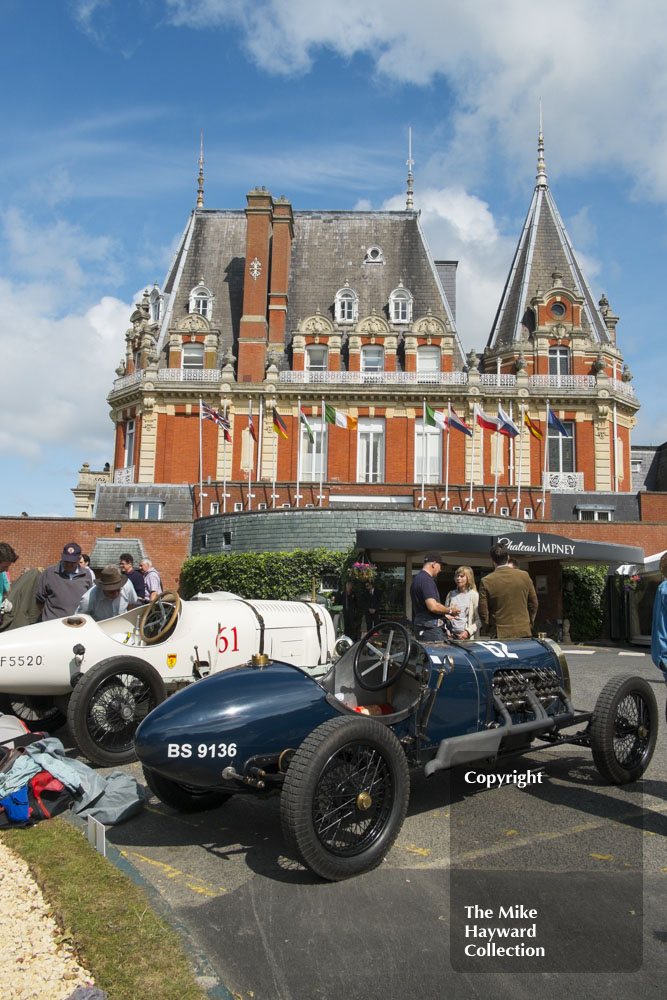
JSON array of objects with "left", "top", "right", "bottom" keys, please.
[
  {"left": 183, "top": 342, "right": 204, "bottom": 369},
  {"left": 389, "top": 285, "right": 413, "bottom": 324},
  {"left": 335, "top": 286, "right": 358, "bottom": 324},
  {"left": 548, "top": 347, "right": 570, "bottom": 377},
  {"left": 188, "top": 283, "right": 213, "bottom": 319}
]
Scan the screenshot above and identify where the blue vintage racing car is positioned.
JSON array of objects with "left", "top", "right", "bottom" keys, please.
[{"left": 134, "top": 623, "right": 658, "bottom": 881}]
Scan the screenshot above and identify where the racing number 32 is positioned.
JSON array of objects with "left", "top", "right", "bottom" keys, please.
[{"left": 216, "top": 625, "right": 239, "bottom": 654}]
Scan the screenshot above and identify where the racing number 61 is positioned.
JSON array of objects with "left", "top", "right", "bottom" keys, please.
[{"left": 217, "top": 625, "right": 240, "bottom": 654}]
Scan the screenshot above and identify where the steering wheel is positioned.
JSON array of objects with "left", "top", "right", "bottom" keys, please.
[
  {"left": 139, "top": 590, "right": 181, "bottom": 644},
  {"left": 353, "top": 621, "right": 411, "bottom": 692}
]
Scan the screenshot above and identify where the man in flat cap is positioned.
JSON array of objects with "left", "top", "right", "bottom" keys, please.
[
  {"left": 35, "top": 541, "right": 93, "bottom": 621},
  {"left": 410, "top": 552, "right": 454, "bottom": 641}
]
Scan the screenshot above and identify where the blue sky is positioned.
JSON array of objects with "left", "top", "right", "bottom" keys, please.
[{"left": 1, "top": 0, "right": 665, "bottom": 515}]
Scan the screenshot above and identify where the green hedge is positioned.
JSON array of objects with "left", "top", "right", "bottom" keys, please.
[
  {"left": 562, "top": 564, "right": 608, "bottom": 642},
  {"left": 181, "top": 548, "right": 352, "bottom": 600}
]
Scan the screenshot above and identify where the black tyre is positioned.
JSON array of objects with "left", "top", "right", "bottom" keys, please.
[
  {"left": 281, "top": 715, "right": 410, "bottom": 881},
  {"left": 0, "top": 693, "right": 67, "bottom": 732},
  {"left": 67, "top": 657, "right": 166, "bottom": 767},
  {"left": 143, "top": 767, "right": 231, "bottom": 813},
  {"left": 590, "top": 674, "right": 658, "bottom": 784}
]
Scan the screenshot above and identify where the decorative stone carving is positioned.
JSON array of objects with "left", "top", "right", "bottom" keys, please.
[
  {"left": 357, "top": 314, "right": 390, "bottom": 337},
  {"left": 514, "top": 349, "right": 527, "bottom": 372},
  {"left": 592, "top": 353, "right": 606, "bottom": 374},
  {"left": 412, "top": 314, "right": 446, "bottom": 337},
  {"left": 178, "top": 314, "right": 209, "bottom": 333},
  {"left": 115, "top": 359, "right": 126, "bottom": 376},
  {"left": 466, "top": 348, "right": 479, "bottom": 372},
  {"left": 249, "top": 257, "right": 262, "bottom": 280},
  {"left": 301, "top": 314, "right": 334, "bottom": 335},
  {"left": 622, "top": 364, "right": 633, "bottom": 382}
]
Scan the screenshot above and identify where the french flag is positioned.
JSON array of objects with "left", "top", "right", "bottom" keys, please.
[
  {"left": 448, "top": 405, "right": 473, "bottom": 436},
  {"left": 497, "top": 404, "right": 519, "bottom": 437},
  {"left": 474, "top": 403, "right": 500, "bottom": 432}
]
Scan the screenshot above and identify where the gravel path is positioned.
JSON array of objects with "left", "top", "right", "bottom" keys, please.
[{"left": 0, "top": 839, "right": 95, "bottom": 1000}]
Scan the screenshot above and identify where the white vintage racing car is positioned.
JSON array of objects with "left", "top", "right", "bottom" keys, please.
[{"left": 0, "top": 592, "right": 336, "bottom": 766}]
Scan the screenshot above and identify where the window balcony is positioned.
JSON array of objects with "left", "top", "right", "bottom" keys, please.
[
  {"left": 279, "top": 370, "right": 468, "bottom": 386},
  {"left": 530, "top": 375, "right": 596, "bottom": 390},
  {"left": 610, "top": 378, "right": 636, "bottom": 397}
]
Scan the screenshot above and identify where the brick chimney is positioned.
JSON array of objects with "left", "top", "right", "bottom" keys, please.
[
  {"left": 237, "top": 187, "right": 273, "bottom": 382},
  {"left": 268, "top": 196, "right": 294, "bottom": 359}
]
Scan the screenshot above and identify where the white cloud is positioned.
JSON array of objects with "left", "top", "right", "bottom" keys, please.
[
  {"left": 381, "top": 186, "right": 516, "bottom": 348},
  {"left": 164, "top": 0, "right": 667, "bottom": 200},
  {"left": 0, "top": 210, "right": 132, "bottom": 480}
]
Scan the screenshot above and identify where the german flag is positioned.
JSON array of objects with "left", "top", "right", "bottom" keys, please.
[
  {"left": 272, "top": 407, "right": 288, "bottom": 439},
  {"left": 524, "top": 412, "right": 543, "bottom": 440}
]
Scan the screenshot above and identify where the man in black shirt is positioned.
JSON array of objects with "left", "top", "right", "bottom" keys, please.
[
  {"left": 119, "top": 553, "right": 146, "bottom": 602},
  {"left": 410, "top": 552, "right": 453, "bottom": 641}
]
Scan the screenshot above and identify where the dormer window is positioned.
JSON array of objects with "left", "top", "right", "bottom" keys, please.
[
  {"left": 389, "top": 284, "right": 413, "bottom": 324},
  {"left": 335, "top": 285, "right": 358, "bottom": 324},
  {"left": 550, "top": 301, "right": 567, "bottom": 317},
  {"left": 549, "top": 346, "right": 570, "bottom": 376},
  {"left": 189, "top": 282, "right": 212, "bottom": 319},
  {"left": 364, "top": 246, "right": 384, "bottom": 264}
]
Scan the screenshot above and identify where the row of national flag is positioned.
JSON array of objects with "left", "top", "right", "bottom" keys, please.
[
  {"left": 202, "top": 401, "right": 570, "bottom": 443},
  {"left": 424, "top": 403, "right": 569, "bottom": 439}
]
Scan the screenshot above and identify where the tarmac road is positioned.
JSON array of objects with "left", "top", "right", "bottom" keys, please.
[{"left": 72, "top": 646, "right": 667, "bottom": 1000}]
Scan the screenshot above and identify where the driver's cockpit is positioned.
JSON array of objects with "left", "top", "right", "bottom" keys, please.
[{"left": 320, "top": 623, "right": 432, "bottom": 718}]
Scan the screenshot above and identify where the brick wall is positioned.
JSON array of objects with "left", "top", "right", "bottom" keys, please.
[
  {"left": 638, "top": 493, "right": 667, "bottom": 522},
  {"left": 1, "top": 517, "right": 193, "bottom": 592}
]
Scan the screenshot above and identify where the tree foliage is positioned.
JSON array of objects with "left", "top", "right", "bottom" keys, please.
[
  {"left": 182, "top": 548, "right": 352, "bottom": 601},
  {"left": 562, "top": 564, "right": 608, "bottom": 641}
]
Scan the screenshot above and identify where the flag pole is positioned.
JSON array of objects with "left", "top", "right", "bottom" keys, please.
[
  {"left": 444, "top": 399, "right": 451, "bottom": 509},
  {"left": 509, "top": 400, "right": 515, "bottom": 488},
  {"left": 257, "top": 394, "right": 263, "bottom": 484},
  {"left": 272, "top": 396, "right": 277, "bottom": 508},
  {"left": 492, "top": 397, "right": 500, "bottom": 509},
  {"left": 541, "top": 399, "right": 549, "bottom": 518},
  {"left": 468, "top": 406, "right": 475, "bottom": 508},
  {"left": 296, "top": 396, "right": 302, "bottom": 508},
  {"left": 319, "top": 399, "right": 325, "bottom": 506},
  {"left": 248, "top": 396, "right": 254, "bottom": 511},
  {"left": 420, "top": 398, "right": 426, "bottom": 507},
  {"left": 223, "top": 400, "right": 228, "bottom": 514},
  {"left": 198, "top": 396, "right": 203, "bottom": 517},
  {"left": 516, "top": 401, "right": 524, "bottom": 513}
]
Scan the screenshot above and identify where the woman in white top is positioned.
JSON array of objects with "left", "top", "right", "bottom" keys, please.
[{"left": 444, "top": 566, "right": 482, "bottom": 640}]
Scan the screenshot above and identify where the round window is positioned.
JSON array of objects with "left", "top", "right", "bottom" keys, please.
[{"left": 550, "top": 301, "right": 566, "bottom": 317}]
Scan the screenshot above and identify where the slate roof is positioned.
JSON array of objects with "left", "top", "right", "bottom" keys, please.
[
  {"left": 487, "top": 184, "right": 611, "bottom": 350},
  {"left": 94, "top": 484, "right": 193, "bottom": 521},
  {"left": 157, "top": 207, "right": 464, "bottom": 366}
]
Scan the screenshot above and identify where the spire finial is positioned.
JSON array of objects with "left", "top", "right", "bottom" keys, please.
[
  {"left": 196, "top": 129, "right": 205, "bottom": 208},
  {"left": 536, "top": 98, "right": 547, "bottom": 188},
  {"left": 406, "top": 126, "right": 414, "bottom": 210}
]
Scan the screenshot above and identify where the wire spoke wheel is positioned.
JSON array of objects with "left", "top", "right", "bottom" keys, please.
[
  {"left": 591, "top": 674, "right": 657, "bottom": 784},
  {"left": 281, "top": 716, "right": 409, "bottom": 880},
  {"left": 67, "top": 657, "right": 166, "bottom": 766},
  {"left": 313, "top": 742, "right": 393, "bottom": 856}
]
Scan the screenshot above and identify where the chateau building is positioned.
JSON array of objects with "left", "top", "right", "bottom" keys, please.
[{"left": 99, "top": 127, "right": 638, "bottom": 530}]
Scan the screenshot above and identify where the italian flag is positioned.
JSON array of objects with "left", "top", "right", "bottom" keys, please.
[
  {"left": 324, "top": 404, "right": 357, "bottom": 431},
  {"left": 425, "top": 403, "right": 448, "bottom": 430},
  {"left": 299, "top": 406, "right": 314, "bottom": 444}
]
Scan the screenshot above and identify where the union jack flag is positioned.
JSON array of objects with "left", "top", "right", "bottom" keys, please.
[{"left": 201, "top": 402, "right": 232, "bottom": 442}]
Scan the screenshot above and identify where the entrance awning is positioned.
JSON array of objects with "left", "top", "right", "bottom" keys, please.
[{"left": 356, "top": 529, "right": 644, "bottom": 566}]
